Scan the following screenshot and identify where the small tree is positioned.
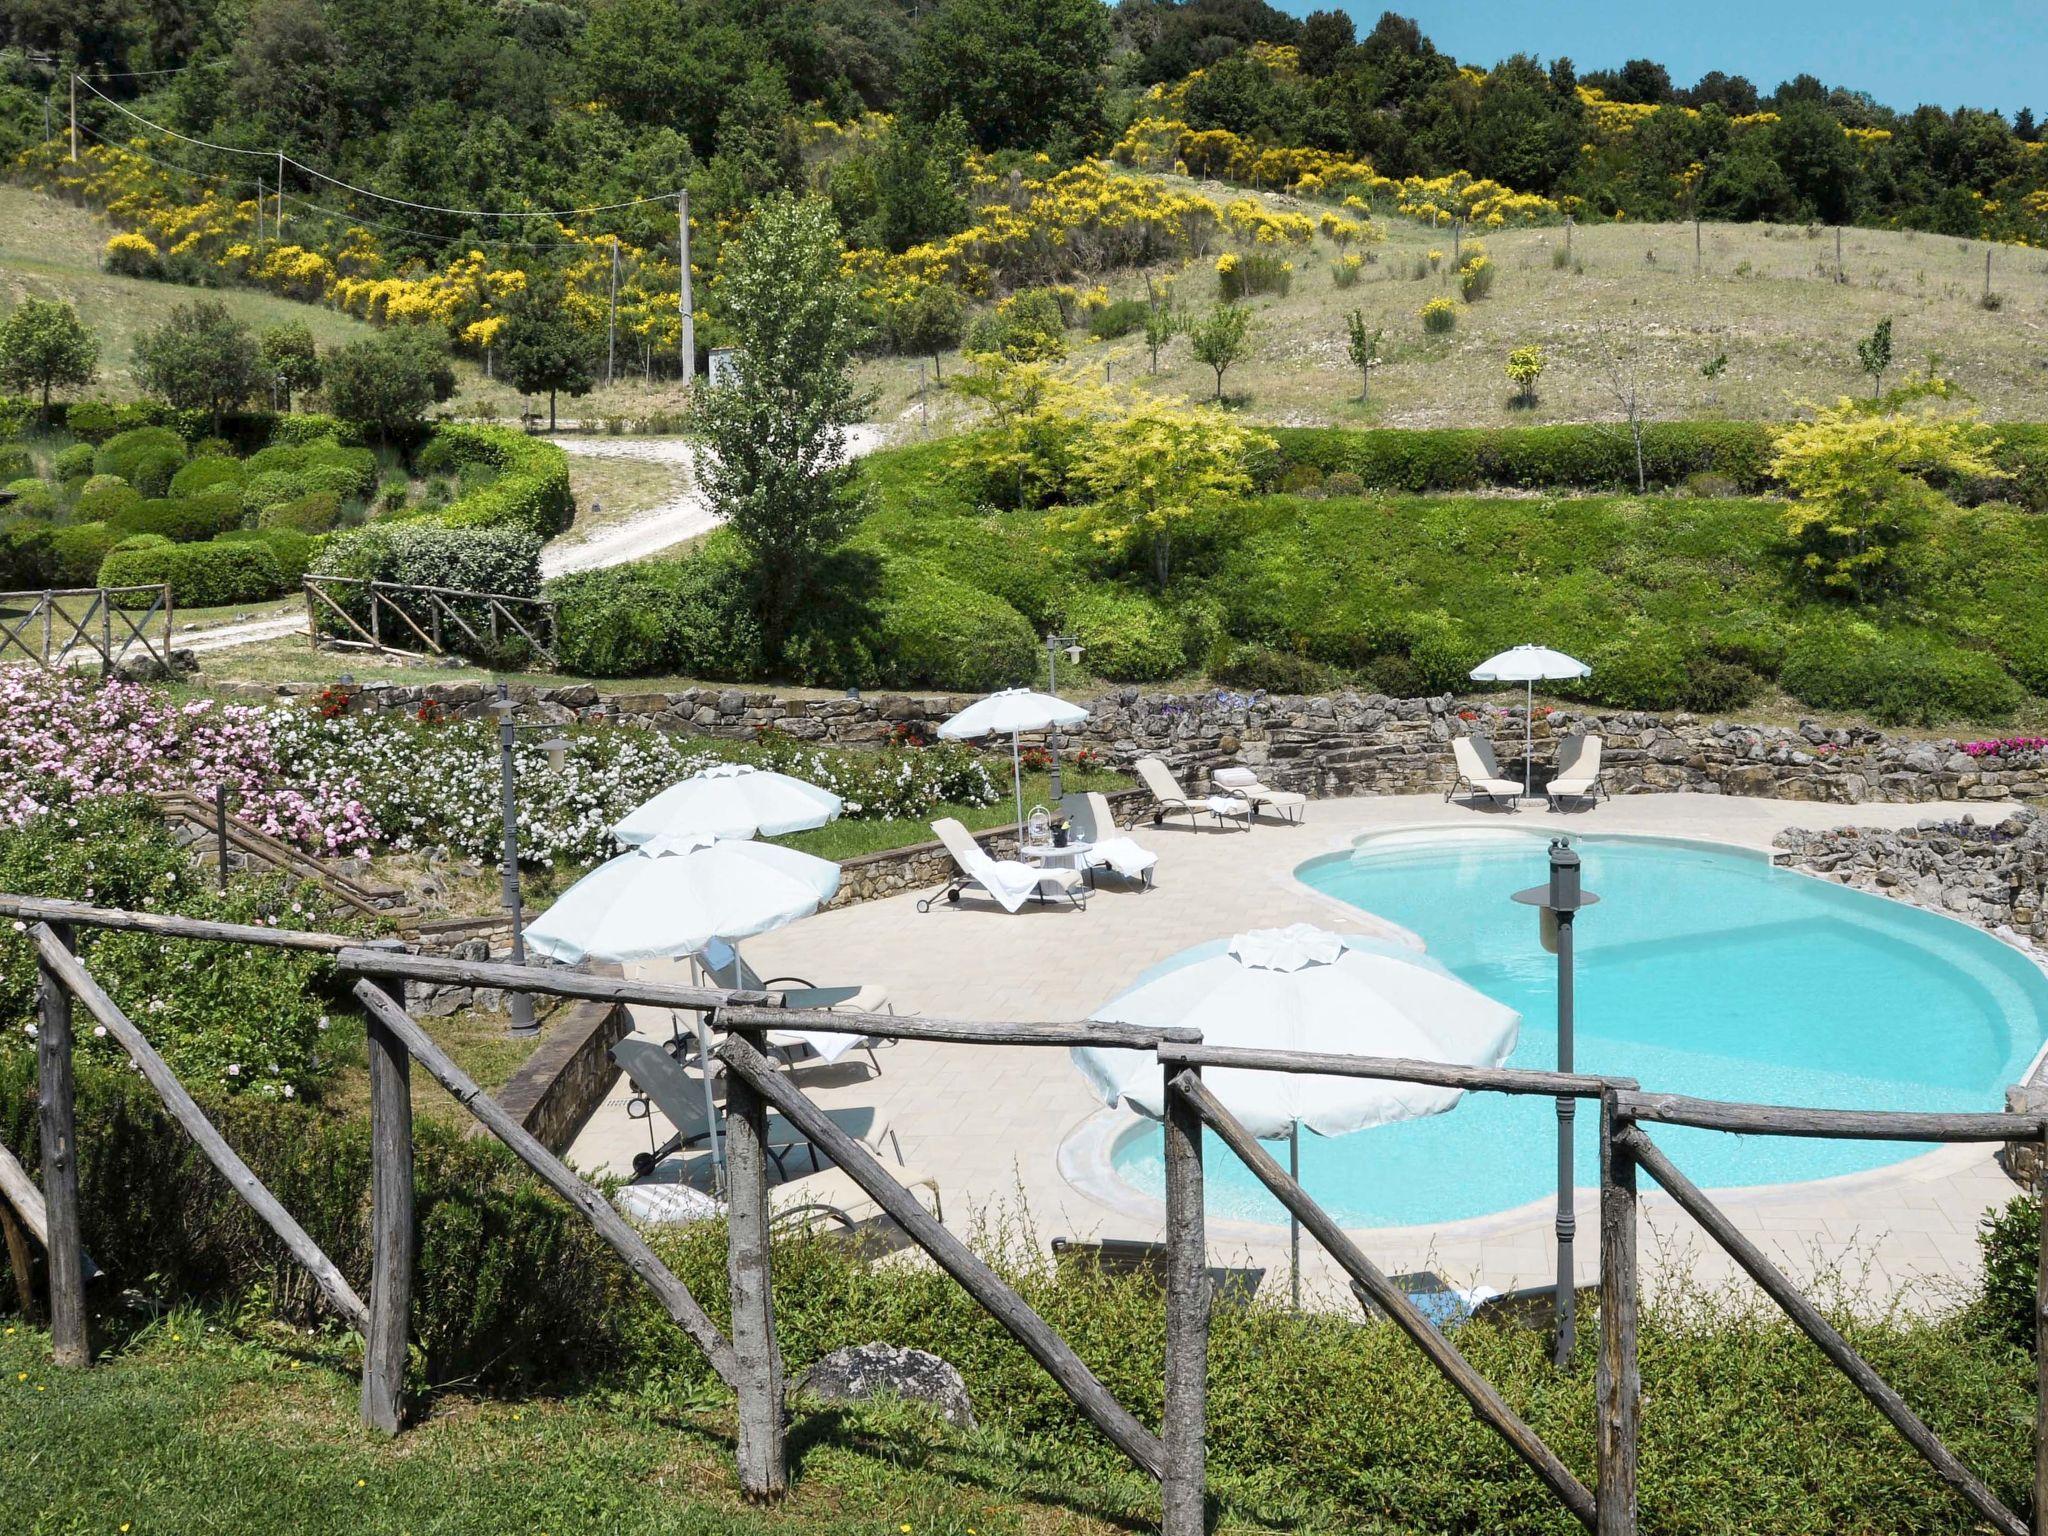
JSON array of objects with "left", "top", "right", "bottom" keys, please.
[
  {"left": 1594, "top": 323, "right": 1653, "bottom": 493},
  {"left": 1771, "top": 391, "right": 2003, "bottom": 600},
  {"left": 259, "top": 321, "right": 322, "bottom": 411},
  {"left": 1064, "top": 394, "right": 1274, "bottom": 587},
  {"left": 1344, "top": 310, "right": 1383, "bottom": 403},
  {"left": 1856, "top": 316, "right": 1894, "bottom": 397},
  {"left": 501, "top": 279, "right": 596, "bottom": 431},
  {"left": 687, "top": 193, "right": 871, "bottom": 659},
  {"left": 322, "top": 326, "right": 455, "bottom": 444},
  {"left": 1505, "top": 343, "right": 1546, "bottom": 406},
  {"left": 1188, "top": 301, "right": 1252, "bottom": 402},
  {"left": 131, "top": 300, "right": 260, "bottom": 432},
  {"left": 1141, "top": 282, "right": 1178, "bottom": 374},
  {"left": 887, "top": 282, "right": 966, "bottom": 380},
  {"left": 0, "top": 299, "right": 98, "bottom": 421}
]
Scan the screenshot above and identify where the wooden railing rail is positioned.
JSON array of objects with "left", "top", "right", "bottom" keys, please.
[
  {"left": 0, "top": 893, "right": 362, "bottom": 952},
  {"left": 1159, "top": 1041, "right": 1632, "bottom": 1098},
  {"left": 1615, "top": 1090, "right": 2043, "bottom": 1142},
  {"left": 302, "top": 575, "right": 558, "bottom": 666}
]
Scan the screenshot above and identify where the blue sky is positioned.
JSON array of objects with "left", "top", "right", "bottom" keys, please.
[{"left": 1279, "top": 2, "right": 2044, "bottom": 117}]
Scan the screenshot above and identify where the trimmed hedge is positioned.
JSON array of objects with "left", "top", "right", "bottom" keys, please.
[
  {"left": 217, "top": 526, "right": 319, "bottom": 582},
  {"left": 260, "top": 491, "right": 343, "bottom": 534},
  {"left": 49, "top": 521, "right": 119, "bottom": 585},
  {"left": 94, "top": 426, "right": 187, "bottom": 496},
  {"left": 99, "top": 539, "right": 285, "bottom": 606},
  {"left": 426, "top": 425, "right": 573, "bottom": 537},
  {"left": 75, "top": 475, "right": 141, "bottom": 523},
  {"left": 549, "top": 545, "right": 764, "bottom": 679},
  {"left": 108, "top": 492, "right": 245, "bottom": 544},
  {"left": 1268, "top": 421, "right": 1780, "bottom": 494},
  {"left": 1063, "top": 585, "right": 1187, "bottom": 680},
  {"left": 169, "top": 454, "right": 245, "bottom": 500}
]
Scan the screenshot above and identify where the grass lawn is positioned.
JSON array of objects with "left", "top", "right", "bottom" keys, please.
[
  {"left": 0, "top": 1321, "right": 1156, "bottom": 1536},
  {"left": 774, "top": 764, "right": 1131, "bottom": 862},
  {"left": 560, "top": 444, "right": 692, "bottom": 537}
]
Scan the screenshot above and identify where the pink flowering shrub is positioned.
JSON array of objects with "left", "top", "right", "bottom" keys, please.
[
  {"left": 0, "top": 667, "right": 374, "bottom": 856},
  {"left": 1959, "top": 737, "right": 2048, "bottom": 759}
]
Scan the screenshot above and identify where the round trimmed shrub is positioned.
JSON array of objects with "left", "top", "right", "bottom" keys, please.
[
  {"left": 76, "top": 475, "right": 140, "bottom": 523},
  {"left": 1064, "top": 586, "right": 1186, "bottom": 681},
  {"left": 244, "top": 468, "right": 310, "bottom": 511},
  {"left": 0, "top": 518, "right": 54, "bottom": 587},
  {"left": 1782, "top": 625, "right": 2020, "bottom": 725},
  {"left": 49, "top": 522, "right": 119, "bottom": 585},
  {"left": 260, "top": 492, "right": 342, "bottom": 534},
  {"left": 170, "top": 455, "right": 245, "bottom": 499},
  {"left": 94, "top": 426, "right": 187, "bottom": 493},
  {"left": 873, "top": 558, "right": 1037, "bottom": 690},
  {"left": 108, "top": 494, "right": 243, "bottom": 544},
  {"left": 4, "top": 478, "right": 59, "bottom": 518},
  {"left": 62, "top": 401, "right": 119, "bottom": 444},
  {"left": 217, "top": 526, "right": 317, "bottom": 583},
  {"left": 111, "top": 533, "right": 173, "bottom": 552},
  {"left": 1403, "top": 609, "right": 1478, "bottom": 692},
  {"left": 99, "top": 539, "right": 285, "bottom": 606},
  {"left": 0, "top": 446, "right": 31, "bottom": 481},
  {"left": 301, "top": 443, "right": 377, "bottom": 500},
  {"left": 1579, "top": 633, "right": 1691, "bottom": 711},
  {"left": 52, "top": 443, "right": 95, "bottom": 482}
]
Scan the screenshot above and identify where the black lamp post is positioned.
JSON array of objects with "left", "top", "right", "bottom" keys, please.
[
  {"left": 488, "top": 683, "right": 569, "bottom": 1036},
  {"left": 1512, "top": 836, "right": 1599, "bottom": 1365},
  {"left": 1042, "top": 632, "right": 1084, "bottom": 797}
]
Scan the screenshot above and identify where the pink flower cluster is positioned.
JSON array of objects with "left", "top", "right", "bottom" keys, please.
[
  {"left": 0, "top": 667, "right": 375, "bottom": 856},
  {"left": 1959, "top": 737, "right": 2048, "bottom": 759}
]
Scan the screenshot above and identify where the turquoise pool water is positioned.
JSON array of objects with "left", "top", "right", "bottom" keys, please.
[{"left": 1109, "top": 831, "right": 2048, "bottom": 1228}]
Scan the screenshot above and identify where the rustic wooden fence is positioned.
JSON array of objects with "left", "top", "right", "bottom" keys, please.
[
  {"left": 3, "top": 889, "right": 2046, "bottom": 1536},
  {"left": 0, "top": 584, "right": 172, "bottom": 674},
  {"left": 302, "top": 575, "right": 557, "bottom": 666}
]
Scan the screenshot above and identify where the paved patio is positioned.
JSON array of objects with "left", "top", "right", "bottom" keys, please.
[{"left": 567, "top": 792, "right": 2030, "bottom": 1309}]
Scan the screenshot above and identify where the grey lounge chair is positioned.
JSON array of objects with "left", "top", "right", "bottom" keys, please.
[
  {"left": 1135, "top": 757, "right": 1250, "bottom": 831},
  {"left": 1546, "top": 734, "right": 1609, "bottom": 809},
  {"left": 1447, "top": 736, "right": 1521, "bottom": 810},
  {"left": 1051, "top": 1236, "right": 1263, "bottom": 1305}
]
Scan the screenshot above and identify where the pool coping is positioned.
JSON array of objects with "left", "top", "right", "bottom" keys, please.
[{"left": 1057, "top": 819, "right": 2045, "bottom": 1247}]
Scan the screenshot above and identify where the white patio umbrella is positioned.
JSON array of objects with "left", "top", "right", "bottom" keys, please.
[
  {"left": 526, "top": 830, "right": 842, "bottom": 1181},
  {"left": 1469, "top": 645, "right": 1592, "bottom": 798},
  {"left": 1072, "top": 923, "right": 1520, "bottom": 1304},
  {"left": 937, "top": 685, "right": 1090, "bottom": 831},
  {"left": 613, "top": 762, "right": 842, "bottom": 844}
]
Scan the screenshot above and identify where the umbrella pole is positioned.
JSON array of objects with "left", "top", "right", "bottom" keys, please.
[
  {"left": 1524, "top": 679, "right": 1534, "bottom": 800},
  {"left": 1012, "top": 730, "right": 1025, "bottom": 834},
  {"left": 1289, "top": 1123, "right": 1301, "bottom": 1309},
  {"left": 695, "top": 1012, "right": 725, "bottom": 1194}
]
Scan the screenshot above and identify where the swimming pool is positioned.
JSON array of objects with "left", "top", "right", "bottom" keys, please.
[{"left": 1108, "top": 830, "right": 2048, "bottom": 1228}]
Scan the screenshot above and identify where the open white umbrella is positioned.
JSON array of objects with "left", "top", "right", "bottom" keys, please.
[
  {"left": 526, "top": 830, "right": 843, "bottom": 1182},
  {"left": 1469, "top": 645, "right": 1592, "bottom": 799},
  {"left": 1073, "top": 923, "right": 1520, "bottom": 1303},
  {"left": 613, "top": 762, "right": 842, "bottom": 844},
  {"left": 937, "top": 686, "right": 1089, "bottom": 831}
]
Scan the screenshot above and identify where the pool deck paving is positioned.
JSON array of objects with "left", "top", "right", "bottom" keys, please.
[{"left": 568, "top": 791, "right": 2030, "bottom": 1310}]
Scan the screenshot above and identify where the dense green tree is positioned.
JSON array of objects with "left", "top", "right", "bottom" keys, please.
[
  {"left": 321, "top": 325, "right": 454, "bottom": 442},
  {"left": 258, "top": 322, "right": 321, "bottom": 412},
  {"left": 1188, "top": 301, "right": 1252, "bottom": 401},
  {"left": 905, "top": 0, "right": 1111, "bottom": 153},
  {"left": 688, "top": 194, "right": 870, "bottom": 658},
  {"left": 834, "top": 112, "right": 971, "bottom": 254},
  {"left": 131, "top": 301, "right": 260, "bottom": 432},
  {"left": 1769, "top": 101, "right": 1857, "bottom": 223},
  {"left": 885, "top": 282, "right": 966, "bottom": 375},
  {"left": 500, "top": 279, "right": 595, "bottom": 433},
  {"left": 0, "top": 299, "right": 98, "bottom": 419}
]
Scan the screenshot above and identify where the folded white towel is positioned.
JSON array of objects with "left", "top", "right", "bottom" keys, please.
[
  {"left": 1088, "top": 835, "right": 1158, "bottom": 881},
  {"left": 1206, "top": 794, "right": 1251, "bottom": 817},
  {"left": 1211, "top": 766, "right": 1260, "bottom": 789}
]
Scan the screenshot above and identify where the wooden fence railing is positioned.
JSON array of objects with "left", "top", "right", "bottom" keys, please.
[
  {"left": 302, "top": 575, "right": 557, "bottom": 666},
  {"left": 2, "top": 891, "right": 2045, "bottom": 1535},
  {"left": 0, "top": 585, "right": 172, "bottom": 674}
]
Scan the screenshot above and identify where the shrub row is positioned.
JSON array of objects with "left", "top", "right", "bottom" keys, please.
[
  {"left": 1267, "top": 421, "right": 1782, "bottom": 494},
  {"left": 101, "top": 539, "right": 285, "bottom": 607}
]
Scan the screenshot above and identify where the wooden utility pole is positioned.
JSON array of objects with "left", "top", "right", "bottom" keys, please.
[
  {"left": 677, "top": 192, "right": 696, "bottom": 384},
  {"left": 1564, "top": 214, "right": 1573, "bottom": 262},
  {"left": 67, "top": 73, "right": 76, "bottom": 161},
  {"left": 1985, "top": 246, "right": 1994, "bottom": 302},
  {"left": 276, "top": 152, "right": 286, "bottom": 238},
  {"left": 605, "top": 237, "right": 620, "bottom": 386}
]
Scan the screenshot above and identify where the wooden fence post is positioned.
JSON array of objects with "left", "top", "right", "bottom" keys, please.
[
  {"left": 1162, "top": 1064, "right": 1209, "bottom": 1535},
  {"left": 36, "top": 919, "right": 87, "bottom": 1367},
  {"left": 361, "top": 943, "right": 413, "bottom": 1435},
  {"left": 723, "top": 1028, "right": 788, "bottom": 1497},
  {"left": 1596, "top": 1090, "right": 1639, "bottom": 1536}
]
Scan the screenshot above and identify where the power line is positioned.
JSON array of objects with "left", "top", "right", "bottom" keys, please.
[{"left": 74, "top": 75, "right": 688, "bottom": 219}]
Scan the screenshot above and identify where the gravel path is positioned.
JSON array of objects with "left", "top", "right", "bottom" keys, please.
[{"left": 179, "top": 428, "right": 883, "bottom": 654}]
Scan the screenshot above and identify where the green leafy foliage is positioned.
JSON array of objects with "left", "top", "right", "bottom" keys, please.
[
  {"left": 0, "top": 296, "right": 97, "bottom": 417},
  {"left": 99, "top": 539, "right": 287, "bottom": 606},
  {"left": 548, "top": 544, "right": 766, "bottom": 679},
  {"left": 130, "top": 300, "right": 262, "bottom": 431}
]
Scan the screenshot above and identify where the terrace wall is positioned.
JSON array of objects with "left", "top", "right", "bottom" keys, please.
[{"left": 232, "top": 679, "right": 2048, "bottom": 809}]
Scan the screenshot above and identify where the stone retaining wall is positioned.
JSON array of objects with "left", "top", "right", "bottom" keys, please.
[
  {"left": 230, "top": 678, "right": 2048, "bottom": 809},
  {"left": 494, "top": 999, "right": 631, "bottom": 1155}
]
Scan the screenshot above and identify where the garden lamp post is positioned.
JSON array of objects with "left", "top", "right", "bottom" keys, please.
[
  {"left": 489, "top": 683, "right": 570, "bottom": 1036},
  {"left": 1042, "top": 633, "right": 1083, "bottom": 796},
  {"left": 1512, "top": 837, "right": 1599, "bottom": 1366}
]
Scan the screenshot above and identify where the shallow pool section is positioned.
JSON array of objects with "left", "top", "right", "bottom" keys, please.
[{"left": 1110, "top": 831, "right": 2048, "bottom": 1228}]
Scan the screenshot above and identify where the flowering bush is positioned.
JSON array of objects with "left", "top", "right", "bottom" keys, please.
[
  {"left": 1959, "top": 737, "right": 2048, "bottom": 758},
  {"left": 1420, "top": 297, "right": 1457, "bottom": 334}
]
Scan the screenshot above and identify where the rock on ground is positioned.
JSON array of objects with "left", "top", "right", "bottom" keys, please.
[{"left": 793, "top": 1343, "right": 976, "bottom": 1430}]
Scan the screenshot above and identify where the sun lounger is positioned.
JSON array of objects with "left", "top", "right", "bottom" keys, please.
[
  {"left": 919, "top": 816, "right": 1088, "bottom": 912},
  {"left": 1447, "top": 736, "right": 1522, "bottom": 810},
  {"left": 1060, "top": 791, "right": 1159, "bottom": 889},
  {"left": 1051, "top": 1236, "right": 1263, "bottom": 1305},
  {"left": 1351, "top": 1271, "right": 1501, "bottom": 1330},
  {"left": 614, "top": 1036, "right": 830, "bottom": 1176},
  {"left": 1209, "top": 765, "right": 1308, "bottom": 825},
  {"left": 1546, "top": 733, "right": 1609, "bottom": 809},
  {"left": 1135, "top": 757, "right": 1251, "bottom": 831},
  {"left": 693, "top": 941, "right": 887, "bottom": 1075}
]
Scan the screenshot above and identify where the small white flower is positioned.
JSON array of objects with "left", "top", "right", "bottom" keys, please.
[
  {"left": 93, "top": 1025, "right": 106, "bottom": 1038},
  {"left": 227, "top": 1063, "right": 240, "bottom": 1076}
]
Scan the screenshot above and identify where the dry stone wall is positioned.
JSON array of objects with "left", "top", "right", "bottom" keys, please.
[{"left": 230, "top": 678, "right": 2048, "bottom": 808}]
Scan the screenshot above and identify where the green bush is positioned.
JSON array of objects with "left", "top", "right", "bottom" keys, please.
[
  {"left": 0, "top": 445, "right": 30, "bottom": 480},
  {"left": 75, "top": 474, "right": 140, "bottom": 523},
  {"left": 548, "top": 547, "right": 766, "bottom": 679},
  {"left": 61, "top": 399, "right": 120, "bottom": 443},
  {"left": 94, "top": 425, "right": 187, "bottom": 493},
  {"left": 1781, "top": 625, "right": 2021, "bottom": 725},
  {"left": 244, "top": 467, "right": 309, "bottom": 511},
  {"left": 49, "top": 521, "right": 119, "bottom": 584},
  {"left": 427, "top": 426, "right": 574, "bottom": 537},
  {"left": 313, "top": 521, "right": 541, "bottom": 596},
  {"left": 269, "top": 412, "right": 362, "bottom": 448},
  {"left": 260, "top": 491, "right": 343, "bottom": 534},
  {"left": 1063, "top": 585, "right": 1186, "bottom": 680},
  {"left": 1086, "top": 297, "right": 1149, "bottom": 340},
  {"left": 1214, "top": 641, "right": 1328, "bottom": 692},
  {"left": 1218, "top": 251, "right": 1292, "bottom": 301},
  {"left": 965, "top": 290, "right": 1067, "bottom": 363},
  {"left": 1978, "top": 1192, "right": 2037, "bottom": 1350},
  {"left": 1268, "top": 422, "right": 1779, "bottom": 494},
  {"left": 3, "top": 477, "right": 59, "bottom": 518},
  {"left": 0, "top": 517, "right": 54, "bottom": 587},
  {"left": 217, "top": 525, "right": 318, "bottom": 582},
  {"left": 52, "top": 442, "right": 95, "bottom": 482},
  {"left": 1574, "top": 630, "right": 1693, "bottom": 711},
  {"left": 99, "top": 539, "right": 286, "bottom": 606},
  {"left": 872, "top": 557, "right": 1037, "bottom": 690},
  {"left": 1403, "top": 609, "right": 1480, "bottom": 692},
  {"left": 169, "top": 454, "right": 245, "bottom": 499},
  {"left": 108, "top": 493, "right": 244, "bottom": 544}
]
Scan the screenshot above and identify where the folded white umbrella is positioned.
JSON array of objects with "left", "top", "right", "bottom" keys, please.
[
  {"left": 1073, "top": 922, "right": 1520, "bottom": 1303},
  {"left": 614, "top": 762, "right": 842, "bottom": 844},
  {"left": 938, "top": 686, "right": 1090, "bottom": 831},
  {"left": 524, "top": 830, "right": 841, "bottom": 965},
  {"left": 1469, "top": 645, "right": 1592, "bottom": 798}
]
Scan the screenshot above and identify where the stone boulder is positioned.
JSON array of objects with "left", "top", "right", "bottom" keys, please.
[{"left": 794, "top": 1343, "right": 976, "bottom": 1430}]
